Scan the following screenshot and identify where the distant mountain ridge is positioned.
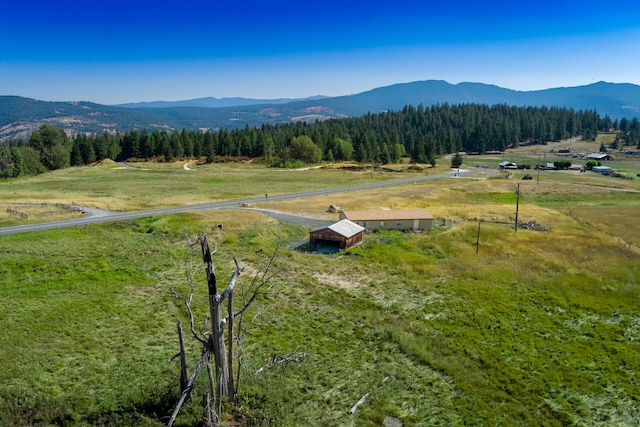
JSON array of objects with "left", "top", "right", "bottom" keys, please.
[
  {"left": 114, "top": 95, "right": 329, "bottom": 109},
  {"left": 1, "top": 81, "right": 639, "bottom": 142}
]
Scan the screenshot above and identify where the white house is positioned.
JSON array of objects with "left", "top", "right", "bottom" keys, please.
[{"left": 499, "top": 161, "right": 517, "bottom": 169}]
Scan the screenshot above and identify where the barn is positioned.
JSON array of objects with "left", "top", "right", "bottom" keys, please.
[
  {"left": 587, "top": 153, "right": 614, "bottom": 161},
  {"left": 309, "top": 219, "right": 365, "bottom": 250}
]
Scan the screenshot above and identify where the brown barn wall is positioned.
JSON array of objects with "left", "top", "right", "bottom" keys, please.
[{"left": 309, "top": 229, "right": 363, "bottom": 250}]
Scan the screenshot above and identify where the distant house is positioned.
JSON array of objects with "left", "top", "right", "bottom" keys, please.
[
  {"left": 588, "top": 153, "right": 614, "bottom": 161},
  {"left": 309, "top": 219, "right": 364, "bottom": 250},
  {"left": 339, "top": 208, "right": 434, "bottom": 231},
  {"left": 499, "top": 161, "right": 518, "bottom": 169}
]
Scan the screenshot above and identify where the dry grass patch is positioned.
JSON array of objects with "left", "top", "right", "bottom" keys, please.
[
  {"left": 269, "top": 176, "right": 499, "bottom": 219},
  {"left": 313, "top": 272, "right": 363, "bottom": 290},
  {"left": 0, "top": 203, "right": 84, "bottom": 226},
  {"left": 506, "top": 139, "right": 602, "bottom": 156},
  {"left": 567, "top": 206, "right": 640, "bottom": 248}
]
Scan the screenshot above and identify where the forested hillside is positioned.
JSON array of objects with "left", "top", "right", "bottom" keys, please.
[
  {"left": 2, "top": 81, "right": 639, "bottom": 144},
  {"left": 2, "top": 103, "right": 639, "bottom": 178}
]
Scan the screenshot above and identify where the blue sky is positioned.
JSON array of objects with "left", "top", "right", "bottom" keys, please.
[{"left": 2, "top": 0, "right": 640, "bottom": 104}]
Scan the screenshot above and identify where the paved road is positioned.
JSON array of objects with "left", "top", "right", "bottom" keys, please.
[{"left": 0, "top": 168, "right": 485, "bottom": 236}]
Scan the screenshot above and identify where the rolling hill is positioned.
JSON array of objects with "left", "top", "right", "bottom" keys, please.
[
  {"left": 114, "top": 95, "right": 328, "bottom": 109},
  {"left": 1, "top": 81, "right": 639, "bottom": 142}
]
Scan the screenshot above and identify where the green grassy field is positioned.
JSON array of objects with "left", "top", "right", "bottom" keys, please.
[{"left": 1, "top": 145, "right": 640, "bottom": 426}]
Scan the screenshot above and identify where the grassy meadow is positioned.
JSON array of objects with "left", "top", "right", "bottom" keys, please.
[
  {"left": 1, "top": 140, "right": 640, "bottom": 426},
  {"left": 0, "top": 160, "right": 431, "bottom": 219}
]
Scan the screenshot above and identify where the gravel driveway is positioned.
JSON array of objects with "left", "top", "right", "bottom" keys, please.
[{"left": 243, "top": 208, "right": 334, "bottom": 228}]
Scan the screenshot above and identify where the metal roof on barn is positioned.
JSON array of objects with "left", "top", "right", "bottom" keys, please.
[
  {"left": 313, "top": 219, "right": 364, "bottom": 238},
  {"left": 588, "top": 153, "right": 613, "bottom": 160}
]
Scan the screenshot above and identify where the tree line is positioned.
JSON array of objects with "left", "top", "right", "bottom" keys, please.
[{"left": 2, "top": 103, "right": 637, "bottom": 178}]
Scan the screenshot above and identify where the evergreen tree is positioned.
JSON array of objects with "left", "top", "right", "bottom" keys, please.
[
  {"left": 28, "top": 124, "right": 71, "bottom": 170},
  {"left": 10, "top": 147, "right": 28, "bottom": 177},
  {"left": 70, "top": 140, "right": 83, "bottom": 166},
  {"left": 80, "top": 136, "right": 96, "bottom": 164},
  {"left": 451, "top": 152, "right": 464, "bottom": 168},
  {"left": 380, "top": 143, "right": 391, "bottom": 164},
  {"left": 393, "top": 143, "right": 406, "bottom": 162}
]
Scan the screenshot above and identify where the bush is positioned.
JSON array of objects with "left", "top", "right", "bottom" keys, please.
[
  {"left": 290, "top": 136, "right": 322, "bottom": 164},
  {"left": 273, "top": 160, "right": 306, "bottom": 169},
  {"left": 585, "top": 160, "right": 599, "bottom": 170},
  {"left": 451, "top": 153, "right": 464, "bottom": 168},
  {"left": 553, "top": 160, "right": 572, "bottom": 170}
]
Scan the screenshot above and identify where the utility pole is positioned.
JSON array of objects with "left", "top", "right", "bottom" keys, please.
[
  {"left": 537, "top": 153, "right": 547, "bottom": 184},
  {"left": 515, "top": 183, "right": 520, "bottom": 232}
]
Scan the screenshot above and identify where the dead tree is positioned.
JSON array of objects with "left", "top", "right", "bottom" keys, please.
[{"left": 167, "top": 234, "right": 278, "bottom": 426}]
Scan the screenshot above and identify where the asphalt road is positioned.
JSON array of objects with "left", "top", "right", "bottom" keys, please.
[{"left": 0, "top": 168, "right": 483, "bottom": 236}]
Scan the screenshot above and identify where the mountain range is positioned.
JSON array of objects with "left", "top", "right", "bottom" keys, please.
[
  {"left": 1, "top": 80, "right": 639, "bottom": 143},
  {"left": 114, "top": 95, "right": 329, "bottom": 109}
]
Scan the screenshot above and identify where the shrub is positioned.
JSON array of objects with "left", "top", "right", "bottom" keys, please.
[{"left": 451, "top": 153, "right": 464, "bottom": 168}]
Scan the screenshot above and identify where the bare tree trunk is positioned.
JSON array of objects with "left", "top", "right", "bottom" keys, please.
[
  {"left": 176, "top": 321, "right": 189, "bottom": 399},
  {"left": 205, "top": 353, "right": 218, "bottom": 424},
  {"left": 168, "top": 234, "right": 271, "bottom": 425},
  {"left": 167, "top": 350, "right": 208, "bottom": 427},
  {"left": 227, "top": 291, "right": 235, "bottom": 403},
  {"left": 209, "top": 294, "right": 228, "bottom": 407},
  {"left": 202, "top": 391, "right": 214, "bottom": 427},
  {"left": 200, "top": 236, "right": 229, "bottom": 410}
]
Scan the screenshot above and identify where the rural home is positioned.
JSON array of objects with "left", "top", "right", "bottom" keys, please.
[
  {"left": 339, "top": 208, "right": 434, "bottom": 231},
  {"left": 499, "top": 161, "right": 517, "bottom": 169},
  {"left": 309, "top": 219, "right": 364, "bottom": 250}
]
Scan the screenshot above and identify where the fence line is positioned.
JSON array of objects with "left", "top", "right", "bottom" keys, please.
[
  {"left": 41, "top": 208, "right": 77, "bottom": 217},
  {"left": 6, "top": 207, "right": 28, "bottom": 219}
]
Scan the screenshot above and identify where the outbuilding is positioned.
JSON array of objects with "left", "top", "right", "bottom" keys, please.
[
  {"left": 592, "top": 165, "right": 612, "bottom": 174},
  {"left": 309, "top": 219, "right": 364, "bottom": 250},
  {"left": 588, "top": 153, "right": 614, "bottom": 161},
  {"left": 339, "top": 208, "right": 434, "bottom": 231}
]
